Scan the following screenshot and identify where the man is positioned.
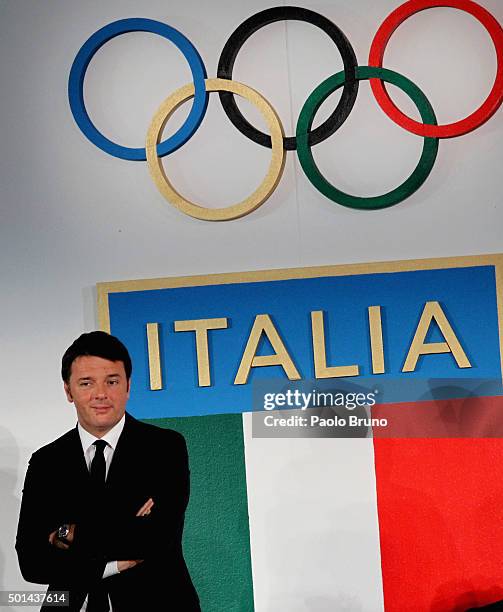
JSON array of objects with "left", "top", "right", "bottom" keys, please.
[{"left": 16, "top": 331, "right": 200, "bottom": 611}]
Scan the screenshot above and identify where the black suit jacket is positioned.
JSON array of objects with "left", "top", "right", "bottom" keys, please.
[{"left": 16, "top": 413, "right": 200, "bottom": 611}]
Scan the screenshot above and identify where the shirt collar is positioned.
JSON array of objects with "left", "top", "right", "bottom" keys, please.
[{"left": 78, "top": 414, "right": 126, "bottom": 454}]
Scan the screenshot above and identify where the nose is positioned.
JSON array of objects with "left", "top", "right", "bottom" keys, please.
[{"left": 93, "top": 382, "right": 108, "bottom": 399}]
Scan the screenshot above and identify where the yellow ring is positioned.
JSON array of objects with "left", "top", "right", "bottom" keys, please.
[{"left": 146, "top": 78, "right": 286, "bottom": 221}]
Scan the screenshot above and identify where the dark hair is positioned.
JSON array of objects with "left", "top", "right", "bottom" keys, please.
[{"left": 61, "top": 331, "right": 132, "bottom": 383}]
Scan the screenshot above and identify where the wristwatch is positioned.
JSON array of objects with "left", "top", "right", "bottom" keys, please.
[{"left": 57, "top": 524, "right": 70, "bottom": 543}]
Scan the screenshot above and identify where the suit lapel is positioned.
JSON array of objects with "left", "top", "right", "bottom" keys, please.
[
  {"left": 54, "top": 426, "right": 94, "bottom": 522},
  {"left": 106, "top": 412, "right": 137, "bottom": 488},
  {"left": 64, "top": 425, "right": 91, "bottom": 482}
]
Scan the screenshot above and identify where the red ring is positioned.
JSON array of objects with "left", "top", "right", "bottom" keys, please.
[{"left": 368, "top": 0, "right": 503, "bottom": 138}]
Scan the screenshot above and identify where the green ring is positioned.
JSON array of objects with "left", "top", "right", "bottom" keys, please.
[{"left": 296, "top": 66, "right": 439, "bottom": 210}]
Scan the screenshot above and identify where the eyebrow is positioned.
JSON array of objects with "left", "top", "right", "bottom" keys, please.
[{"left": 76, "top": 373, "right": 122, "bottom": 381}]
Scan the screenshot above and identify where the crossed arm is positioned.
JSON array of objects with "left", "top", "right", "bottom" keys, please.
[{"left": 47, "top": 498, "right": 154, "bottom": 573}]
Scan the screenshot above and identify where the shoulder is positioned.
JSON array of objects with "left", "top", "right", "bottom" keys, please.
[
  {"left": 123, "top": 415, "right": 189, "bottom": 466},
  {"left": 28, "top": 427, "right": 79, "bottom": 464},
  {"left": 124, "top": 413, "right": 187, "bottom": 448}
]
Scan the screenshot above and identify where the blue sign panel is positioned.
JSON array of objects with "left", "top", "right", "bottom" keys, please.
[{"left": 100, "top": 259, "right": 503, "bottom": 420}]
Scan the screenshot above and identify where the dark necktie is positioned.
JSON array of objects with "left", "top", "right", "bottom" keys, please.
[
  {"left": 90, "top": 439, "right": 107, "bottom": 489},
  {"left": 87, "top": 440, "right": 110, "bottom": 612}
]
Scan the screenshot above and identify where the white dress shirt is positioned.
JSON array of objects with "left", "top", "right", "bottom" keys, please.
[{"left": 77, "top": 415, "right": 125, "bottom": 611}]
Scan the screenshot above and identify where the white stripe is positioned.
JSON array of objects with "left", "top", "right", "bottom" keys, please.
[{"left": 243, "top": 413, "right": 384, "bottom": 611}]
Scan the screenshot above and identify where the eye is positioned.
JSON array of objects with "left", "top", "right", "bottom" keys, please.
[
  {"left": 108, "top": 379, "right": 119, "bottom": 385},
  {"left": 79, "top": 381, "right": 91, "bottom": 387}
]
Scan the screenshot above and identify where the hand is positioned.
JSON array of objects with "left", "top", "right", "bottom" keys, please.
[
  {"left": 118, "top": 559, "right": 144, "bottom": 572},
  {"left": 136, "top": 497, "right": 154, "bottom": 517},
  {"left": 48, "top": 524, "right": 75, "bottom": 550}
]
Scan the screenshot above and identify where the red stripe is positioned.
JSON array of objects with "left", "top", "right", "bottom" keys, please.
[{"left": 373, "top": 396, "right": 503, "bottom": 611}]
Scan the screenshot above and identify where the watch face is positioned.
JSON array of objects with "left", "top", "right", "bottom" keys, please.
[{"left": 58, "top": 525, "right": 69, "bottom": 539}]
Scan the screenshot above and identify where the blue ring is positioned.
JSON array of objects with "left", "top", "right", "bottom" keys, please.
[{"left": 68, "top": 18, "right": 208, "bottom": 161}]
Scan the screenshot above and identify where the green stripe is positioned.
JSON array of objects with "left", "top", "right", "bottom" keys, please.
[{"left": 146, "top": 414, "right": 254, "bottom": 612}]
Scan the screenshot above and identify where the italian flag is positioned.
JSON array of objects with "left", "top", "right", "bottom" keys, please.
[{"left": 151, "top": 393, "right": 503, "bottom": 612}]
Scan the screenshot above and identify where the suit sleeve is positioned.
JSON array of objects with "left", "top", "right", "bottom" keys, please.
[{"left": 15, "top": 450, "right": 106, "bottom": 586}]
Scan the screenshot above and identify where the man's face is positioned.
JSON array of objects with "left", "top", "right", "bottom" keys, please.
[{"left": 64, "top": 355, "right": 130, "bottom": 437}]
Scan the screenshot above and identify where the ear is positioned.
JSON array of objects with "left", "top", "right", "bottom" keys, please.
[
  {"left": 126, "top": 379, "right": 131, "bottom": 399},
  {"left": 64, "top": 382, "right": 74, "bottom": 403}
]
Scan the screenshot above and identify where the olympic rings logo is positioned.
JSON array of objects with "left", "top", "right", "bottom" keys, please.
[{"left": 69, "top": 0, "right": 503, "bottom": 221}]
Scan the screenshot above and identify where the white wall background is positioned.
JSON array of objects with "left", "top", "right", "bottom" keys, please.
[{"left": 1, "top": 0, "right": 501, "bottom": 610}]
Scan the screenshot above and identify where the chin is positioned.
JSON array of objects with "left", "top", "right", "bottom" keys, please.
[{"left": 91, "top": 417, "right": 117, "bottom": 432}]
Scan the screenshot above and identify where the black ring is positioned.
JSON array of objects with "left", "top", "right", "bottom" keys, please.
[{"left": 217, "top": 6, "right": 359, "bottom": 151}]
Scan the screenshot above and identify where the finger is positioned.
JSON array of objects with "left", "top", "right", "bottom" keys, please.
[
  {"left": 68, "top": 524, "right": 75, "bottom": 543},
  {"left": 143, "top": 498, "right": 154, "bottom": 511},
  {"left": 136, "top": 498, "right": 154, "bottom": 516},
  {"left": 136, "top": 499, "right": 151, "bottom": 515}
]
